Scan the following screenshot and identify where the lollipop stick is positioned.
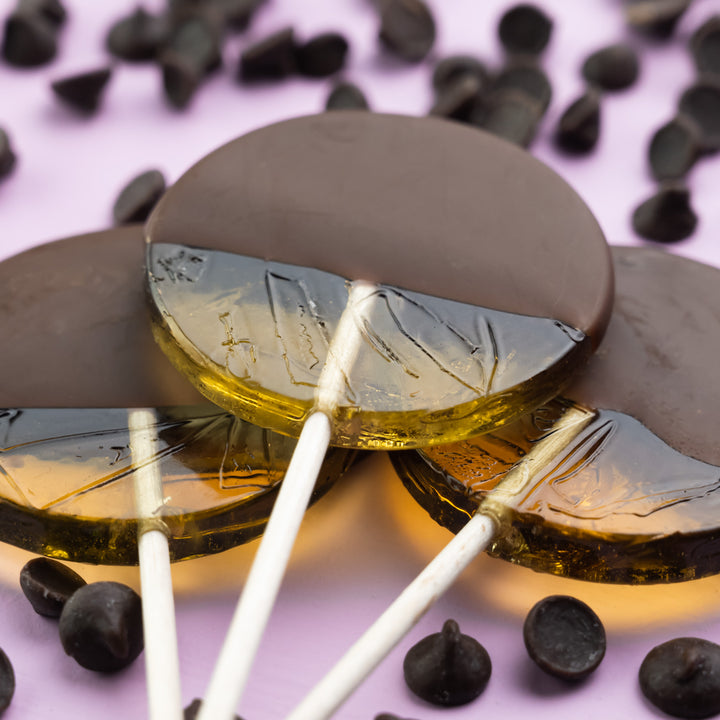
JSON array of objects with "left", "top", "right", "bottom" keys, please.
[
  {"left": 286, "top": 403, "right": 594, "bottom": 720},
  {"left": 196, "top": 281, "right": 376, "bottom": 720},
  {"left": 128, "top": 408, "right": 183, "bottom": 720}
]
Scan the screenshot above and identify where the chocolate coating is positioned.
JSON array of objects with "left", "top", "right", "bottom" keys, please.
[
  {"left": 0, "top": 227, "right": 206, "bottom": 408},
  {"left": 147, "top": 112, "right": 612, "bottom": 347}
]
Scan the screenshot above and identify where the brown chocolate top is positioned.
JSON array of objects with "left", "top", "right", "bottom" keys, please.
[
  {"left": 567, "top": 246, "right": 720, "bottom": 465},
  {"left": 1, "top": 227, "right": 206, "bottom": 408},
  {"left": 147, "top": 112, "right": 613, "bottom": 346}
]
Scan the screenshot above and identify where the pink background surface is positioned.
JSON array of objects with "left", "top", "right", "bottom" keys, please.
[{"left": 3, "top": 1, "right": 720, "bottom": 718}]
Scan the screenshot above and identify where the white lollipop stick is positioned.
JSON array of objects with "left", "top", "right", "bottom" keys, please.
[
  {"left": 196, "top": 281, "right": 377, "bottom": 720},
  {"left": 287, "top": 403, "right": 594, "bottom": 720},
  {"left": 129, "top": 408, "right": 183, "bottom": 720}
]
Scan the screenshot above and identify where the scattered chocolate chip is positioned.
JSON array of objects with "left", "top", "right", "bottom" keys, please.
[
  {"left": 238, "top": 26, "right": 296, "bottom": 81},
  {"left": 403, "top": 619, "right": 492, "bottom": 706},
  {"left": 325, "top": 80, "right": 369, "bottom": 110},
  {"left": 378, "top": 0, "right": 436, "bottom": 63},
  {"left": 113, "top": 169, "right": 167, "bottom": 225},
  {"left": 497, "top": 4, "right": 553, "bottom": 56},
  {"left": 632, "top": 182, "right": 698, "bottom": 242},
  {"left": 691, "top": 16, "right": 720, "bottom": 78},
  {"left": 648, "top": 115, "right": 702, "bottom": 180},
  {"left": 429, "top": 74, "right": 485, "bottom": 122},
  {"left": 625, "top": 0, "right": 692, "bottom": 40},
  {"left": 640, "top": 637, "right": 720, "bottom": 719},
  {"left": 679, "top": 80, "right": 720, "bottom": 152},
  {"left": 432, "top": 55, "right": 490, "bottom": 95},
  {"left": 481, "top": 89, "right": 543, "bottom": 147},
  {"left": 50, "top": 67, "right": 112, "bottom": 115},
  {"left": 106, "top": 7, "right": 169, "bottom": 62},
  {"left": 58, "top": 581, "right": 143, "bottom": 673},
  {"left": 554, "top": 90, "right": 601, "bottom": 154},
  {"left": 0, "top": 127, "right": 17, "bottom": 180},
  {"left": 582, "top": 43, "right": 639, "bottom": 91},
  {"left": 17, "top": 0, "right": 66, "bottom": 28},
  {"left": 216, "top": 0, "right": 265, "bottom": 31},
  {"left": 296, "top": 32, "right": 349, "bottom": 78},
  {"left": 184, "top": 698, "right": 243, "bottom": 719},
  {"left": 492, "top": 60, "right": 552, "bottom": 113},
  {"left": 523, "top": 595, "right": 605, "bottom": 680},
  {"left": 20, "top": 557, "right": 86, "bottom": 618},
  {"left": 0, "top": 648, "right": 14, "bottom": 712},
  {"left": 1, "top": 11, "right": 58, "bottom": 67}
]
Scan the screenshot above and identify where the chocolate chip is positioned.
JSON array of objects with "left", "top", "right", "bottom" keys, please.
[
  {"left": 106, "top": 8, "right": 169, "bottom": 62},
  {"left": 378, "top": 0, "right": 436, "bottom": 63},
  {"left": 374, "top": 715, "right": 418, "bottom": 720},
  {"left": 429, "top": 75, "right": 485, "bottom": 122},
  {"left": 432, "top": 55, "right": 490, "bottom": 95},
  {"left": 20, "top": 557, "right": 86, "bottom": 618},
  {"left": 625, "top": 0, "right": 692, "bottom": 40},
  {"left": 0, "top": 127, "right": 17, "bottom": 180},
  {"left": 1, "top": 11, "right": 57, "bottom": 67},
  {"left": 480, "top": 89, "right": 543, "bottom": 147},
  {"left": 632, "top": 182, "right": 698, "bottom": 242},
  {"left": 238, "top": 27, "right": 296, "bottom": 81},
  {"left": 582, "top": 43, "right": 640, "bottom": 92},
  {"left": 50, "top": 67, "right": 112, "bottom": 115},
  {"left": 691, "top": 16, "right": 720, "bottom": 78},
  {"left": 0, "top": 648, "right": 14, "bottom": 712},
  {"left": 497, "top": 4, "right": 553, "bottom": 56},
  {"left": 184, "top": 698, "right": 243, "bottom": 719},
  {"left": 113, "top": 169, "right": 167, "bottom": 225},
  {"left": 58, "top": 581, "right": 143, "bottom": 673},
  {"left": 492, "top": 60, "right": 552, "bottom": 113},
  {"left": 640, "top": 637, "right": 720, "bottom": 719},
  {"left": 17, "top": 0, "right": 66, "bottom": 28},
  {"left": 403, "top": 619, "right": 492, "bottom": 706},
  {"left": 554, "top": 90, "right": 601, "bottom": 154},
  {"left": 648, "top": 115, "right": 702, "bottom": 180},
  {"left": 325, "top": 81, "right": 369, "bottom": 110},
  {"left": 523, "top": 595, "right": 605, "bottom": 680},
  {"left": 679, "top": 80, "right": 720, "bottom": 153},
  {"left": 296, "top": 32, "right": 349, "bottom": 77},
  {"left": 216, "top": 0, "right": 265, "bottom": 31}
]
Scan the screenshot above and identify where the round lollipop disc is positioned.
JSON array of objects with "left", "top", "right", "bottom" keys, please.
[
  {"left": 393, "top": 247, "right": 720, "bottom": 583},
  {"left": 0, "top": 228, "right": 353, "bottom": 564},
  {"left": 146, "top": 112, "right": 613, "bottom": 448}
]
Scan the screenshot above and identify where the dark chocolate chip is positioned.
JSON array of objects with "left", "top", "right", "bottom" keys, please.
[
  {"left": 50, "top": 67, "right": 112, "bottom": 115},
  {"left": 497, "top": 3, "right": 553, "bottom": 56},
  {"left": 58, "top": 581, "right": 143, "bottom": 673},
  {"left": 165, "top": 14, "right": 223, "bottom": 74},
  {"left": 429, "top": 75, "right": 485, "bottom": 123},
  {"left": 480, "top": 89, "right": 542, "bottom": 147},
  {"left": 625, "top": 0, "right": 692, "bottom": 40},
  {"left": 1, "top": 11, "right": 57, "bottom": 67},
  {"left": 296, "top": 32, "right": 349, "bottom": 78},
  {"left": 403, "top": 619, "right": 492, "bottom": 706},
  {"left": 161, "top": 52, "right": 202, "bottom": 108},
  {"left": 648, "top": 115, "right": 702, "bottom": 180},
  {"left": 691, "top": 16, "right": 720, "bottom": 78},
  {"left": 113, "top": 169, "right": 167, "bottom": 225},
  {"left": 432, "top": 55, "right": 490, "bottom": 95},
  {"left": 554, "top": 90, "right": 601, "bottom": 154},
  {"left": 679, "top": 80, "right": 720, "bottom": 152},
  {"left": 523, "top": 595, "right": 606, "bottom": 680},
  {"left": 378, "top": 0, "right": 436, "bottom": 63},
  {"left": 106, "top": 8, "right": 169, "bottom": 62},
  {"left": 238, "top": 27, "right": 296, "bottom": 81},
  {"left": 19, "top": 557, "right": 86, "bottom": 618},
  {"left": 0, "top": 648, "right": 14, "bottom": 712},
  {"left": 0, "top": 127, "right": 17, "bottom": 180},
  {"left": 17, "top": 0, "right": 66, "bottom": 28},
  {"left": 492, "top": 60, "right": 552, "bottom": 113},
  {"left": 325, "top": 81, "right": 369, "bottom": 110},
  {"left": 216, "top": 0, "right": 265, "bottom": 31},
  {"left": 582, "top": 43, "right": 640, "bottom": 91},
  {"left": 632, "top": 182, "right": 698, "bottom": 242},
  {"left": 184, "top": 698, "right": 243, "bottom": 720},
  {"left": 640, "top": 637, "right": 720, "bottom": 719}
]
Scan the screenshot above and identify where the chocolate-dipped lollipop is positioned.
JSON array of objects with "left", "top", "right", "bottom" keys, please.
[
  {"left": 0, "top": 227, "right": 353, "bottom": 720},
  {"left": 144, "top": 111, "right": 613, "bottom": 720}
]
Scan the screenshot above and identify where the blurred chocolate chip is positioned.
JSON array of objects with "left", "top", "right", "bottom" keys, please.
[
  {"left": 632, "top": 182, "right": 697, "bottom": 243},
  {"left": 58, "top": 581, "right": 143, "bottom": 673},
  {"left": 113, "top": 169, "right": 167, "bottom": 225},
  {"left": 238, "top": 27, "right": 296, "bottom": 81},
  {"left": 481, "top": 90, "right": 542, "bottom": 147},
  {"left": 582, "top": 43, "right": 639, "bottom": 91},
  {"left": 378, "top": 0, "right": 436, "bottom": 63},
  {"left": 497, "top": 4, "right": 553, "bottom": 56},
  {"left": 106, "top": 7, "right": 169, "bottom": 62},
  {"left": 432, "top": 54, "right": 489, "bottom": 95},
  {"left": 648, "top": 115, "right": 701, "bottom": 180},
  {"left": 554, "top": 90, "right": 601, "bottom": 154},
  {"left": 678, "top": 80, "right": 720, "bottom": 153},
  {"left": 492, "top": 60, "right": 552, "bottom": 113},
  {"left": 640, "top": 637, "right": 720, "bottom": 719},
  {"left": 429, "top": 75, "right": 485, "bottom": 122},
  {"left": 184, "top": 698, "right": 243, "bottom": 719},
  {"left": 325, "top": 81, "right": 369, "bottom": 110},
  {"left": 216, "top": 0, "right": 265, "bottom": 31},
  {"left": 1, "top": 11, "right": 58, "bottom": 67},
  {"left": 691, "top": 16, "right": 720, "bottom": 78},
  {"left": 0, "top": 127, "right": 17, "bottom": 180},
  {"left": 17, "top": 0, "right": 66, "bottom": 27},
  {"left": 523, "top": 595, "right": 605, "bottom": 680},
  {"left": 375, "top": 715, "right": 418, "bottom": 720},
  {"left": 0, "top": 648, "right": 14, "bottom": 712},
  {"left": 50, "top": 67, "right": 112, "bottom": 114},
  {"left": 20, "top": 557, "right": 86, "bottom": 618},
  {"left": 625, "top": 0, "right": 692, "bottom": 40},
  {"left": 296, "top": 32, "right": 349, "bottom": 77},
  {"left": 403, "top": 619, "right": 492, "bottom": 706}
]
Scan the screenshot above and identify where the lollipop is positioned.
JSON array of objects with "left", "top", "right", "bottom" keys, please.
[
  {"left": 0, "top": 226, "right": 353, "bottom": 719},
  {"left": 144, "top": 111, "right": 613, "bottom": 719},
  {"left": 289, "top": 246, "right": 720, "bottom": 719}
]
